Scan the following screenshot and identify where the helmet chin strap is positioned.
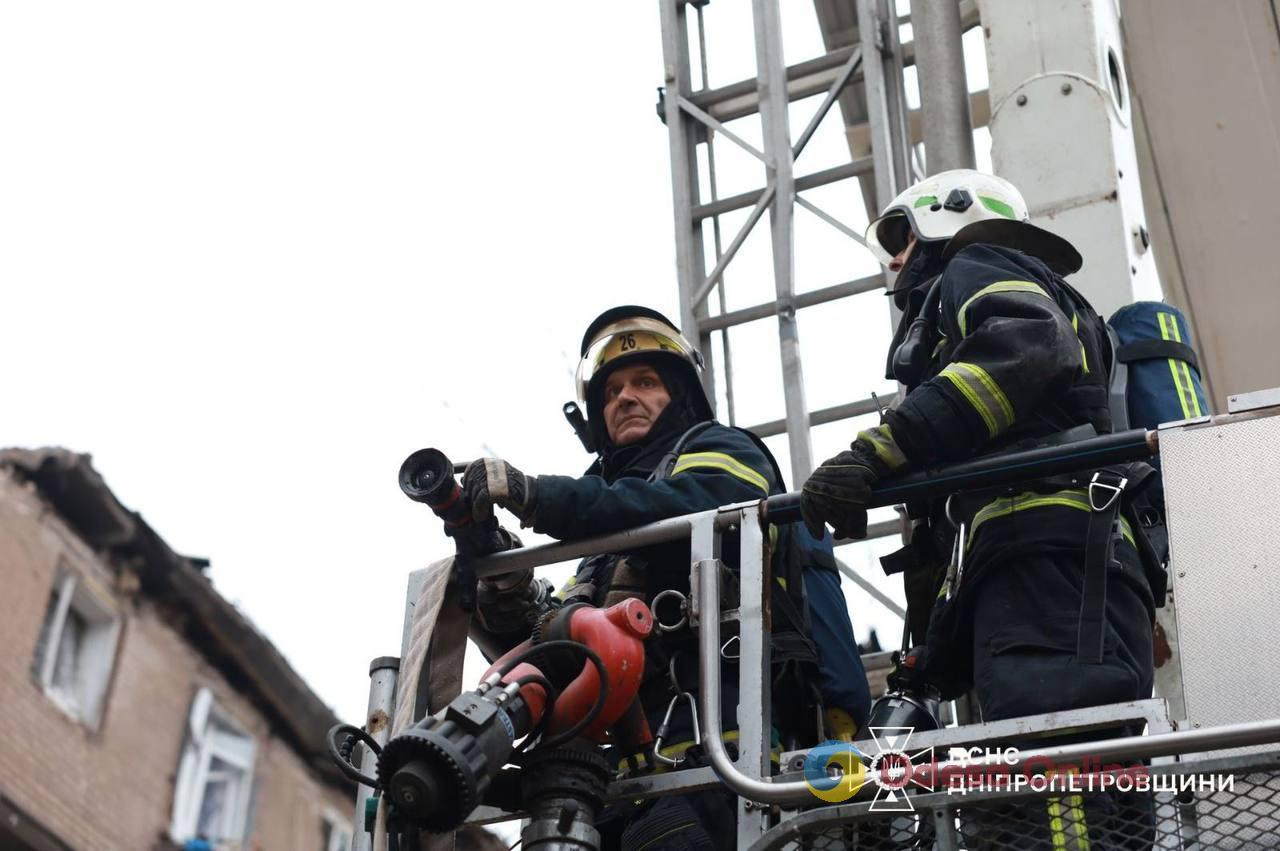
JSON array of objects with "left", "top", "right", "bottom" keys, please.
[{"left": 886, "top": 239, "right": 949, "bottom": 310}]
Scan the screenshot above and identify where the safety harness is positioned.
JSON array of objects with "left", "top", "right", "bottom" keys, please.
[
  {"left": 883, "top": 268, "right": 1168, "bottom": 665},
  {"left": 650, "top": 422, "right": 828, "bottom": 741},
  {"left": 1079, "top": 470, "right": 1126, "bottom": 663}
]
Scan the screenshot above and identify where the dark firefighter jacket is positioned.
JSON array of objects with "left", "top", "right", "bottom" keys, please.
[
  {"left": 535, "top": 423, "right": 771, "bottom": 572},
  {"left": 879, "top": 244, "right": 1155, "bottom": 694},
  {"left": 883, "top": 243, "right": 1111, "bottom": 464},
  {"left": 534, "top": 423, "right": 774, "bottom": 758},
  {"left": 535, "top": 422, "right": 868, "bottom": 760}
]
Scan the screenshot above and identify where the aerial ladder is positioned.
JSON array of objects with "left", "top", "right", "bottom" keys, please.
[{"left": 335, "top": 2, "right": 1280, "bottom": 848}]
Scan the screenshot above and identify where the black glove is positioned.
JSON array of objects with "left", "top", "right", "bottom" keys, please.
[
  {"left": 800, "top": 443, "right": 882, "bottom": 540},
  {"left": 474, "top": 569, "right": 556, "bottom": 637},
  {"left": 462, "top": 458, "right": 538, "bottom": 526}
]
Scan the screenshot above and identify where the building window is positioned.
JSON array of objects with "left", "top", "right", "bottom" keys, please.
[
  {"left": 33, "top": 570, "right": 121, "bottom": 727},
  {"left": 322, "top": 811, "right": 353, "bottom": 851},
  {"left": 170, "top": 688, "right": 257, "bottom": 845}
]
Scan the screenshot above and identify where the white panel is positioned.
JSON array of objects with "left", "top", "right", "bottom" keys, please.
[
  {"left": 1161, "top": 411, "right": 1280, "bottom": 741},
  {"left": 1122, "top": 0, "right": 1280, "bottom": 409},
  {"left": 980, "top": 0, "right": 1160, "bottom": 316}
]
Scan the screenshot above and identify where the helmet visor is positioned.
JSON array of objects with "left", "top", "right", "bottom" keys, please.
[
  {"left": 864, "top": 209, "right": 913, "bottom": 267},
  {"left": 575, "top": 317, "right": 700, "bottom": 406}
]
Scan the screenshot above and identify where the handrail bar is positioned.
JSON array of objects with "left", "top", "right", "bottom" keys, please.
[
  {"left": 466, "top": 428, "right": 1157, "bottom": 578},
  {"left": 464, "top": 509, "right": 714, "bottom": 580},
  {"left": 697, "top": 543, "right": 1280, "bottom": 805},
  {"left": 766, "top": 427, "right": 1157, "bottom": 524}
]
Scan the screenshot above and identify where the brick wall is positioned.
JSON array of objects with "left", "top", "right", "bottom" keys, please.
[{"left": 0, "top": 471, "right": 354, "bottom": 851}]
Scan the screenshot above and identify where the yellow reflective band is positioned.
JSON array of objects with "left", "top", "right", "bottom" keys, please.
[
  {"left": 957, "top": 280, "right": 1051, "bottom": 336},
  {"left": 1069, "top": 794, "right": 1091, "bottom": 851},
  {"left": 1159, "top": 312, "right": 1202, "bottom": 418},
  {"left": 939, "top": 361, "right": 1015, "bottom": 437},
  {"left": 1158, "top": 312, "right": 1194, "bottom": 419},
  {"left": 671, "top": 451, "right": 769, "bottom": 494},
  {"left": 942, "top": 367, "right": 996, "bottom": 434},
  {"left": 553, "top": 576, "right": 577, "bottom": 600},
  {"left": 958, "top": 362, "right": 1015, "bottom": 426},
  {"left": 968, "top": 489, "right": 1136, "bottom": 551},
  {"left": 1072, "top": 312, "right": 1090, "bottom": 375},
  {"left": 859, "top": 424, "right": 907, "bottom": 470},
  {"left": 1048, "top": 797, "right": 1068, "bottom": 850}
]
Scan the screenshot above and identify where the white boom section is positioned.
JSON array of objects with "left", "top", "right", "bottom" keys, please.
[{"left": 978, "top": 0, "right": 1161, "bottom": 318}]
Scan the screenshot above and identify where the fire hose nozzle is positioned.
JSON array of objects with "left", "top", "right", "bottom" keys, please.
[
  {"left": 399, "top": 447, "right": 519, "bottom": 557},
  {"left": 399, "top": 448, "right": 459, "bottom": 508}
]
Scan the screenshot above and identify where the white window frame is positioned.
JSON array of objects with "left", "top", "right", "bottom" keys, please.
[
  {"left": 170, "top": 688, "right": 258, "bottom": 845},
  {"left": 35, "top": 569, "right": 122, "bottom": 728},
  {"left": 322, "top": 809, "right": 354, "bottom": 851}
]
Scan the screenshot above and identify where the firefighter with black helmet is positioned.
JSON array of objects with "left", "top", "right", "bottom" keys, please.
[
  {"left": 460, "top": 305, "right": 868, "bottom": 850},
  {"left": 800, "top": 170, "right": 1157, "bottom": 848}
]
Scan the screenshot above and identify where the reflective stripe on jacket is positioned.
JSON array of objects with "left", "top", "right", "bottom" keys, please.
[{"left": 885, "top": 244, "right": 1111, "bottom": 467}]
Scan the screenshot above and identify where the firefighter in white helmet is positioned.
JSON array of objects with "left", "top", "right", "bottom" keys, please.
[{"left": 802, "top": 169, "right": 1159, "bottom": 848}]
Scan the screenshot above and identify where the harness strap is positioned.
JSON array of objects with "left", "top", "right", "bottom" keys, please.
[
  {"left": 1116, "top": 339, "right": 1200, "bottom": 373},
  {"left": 648, "top": 421, "right": 716, "bottom": 483},
  {"left": 1078, "top": 471, "right": 1127, "bottom": 664}
]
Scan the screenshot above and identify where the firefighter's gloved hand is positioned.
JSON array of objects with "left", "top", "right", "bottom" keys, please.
[
  {"left": 801, "top": 443, "right": 882, "bottom": 540},
  {"left": 462, "top": 458, "right": 539, "bottom": 527},
  {"left": 481, "top": 568, "right": 533, "bottom": 593},
  {"left": 474, "top": 569, "right": 552, "bottom": 636}
]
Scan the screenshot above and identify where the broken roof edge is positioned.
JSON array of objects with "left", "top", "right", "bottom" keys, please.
[{"left": 0, "top": 447, "right": 354, "bottom": 794}]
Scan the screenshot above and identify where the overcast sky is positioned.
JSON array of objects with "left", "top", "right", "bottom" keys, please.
[{"left": 1, "top": 2, "right": 991, "bottom": 731}]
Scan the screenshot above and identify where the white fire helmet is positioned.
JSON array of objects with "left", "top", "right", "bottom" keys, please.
[{"left": 865, "top": 169, "right": 1081, "bottom": 275}]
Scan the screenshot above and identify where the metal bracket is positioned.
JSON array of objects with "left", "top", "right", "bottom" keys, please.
[
  {"left": 1227, "top": 387, "right": 1280, "bottom": 414},
  {"left": 1088, "top": 471, "right": 1127, "bottom": 512},
  {"left": 1157, "top": 415, "right": 1212, "bottom": 430},
  {"left": 651, "top": 589, "right": 689, "bottom": 633}
]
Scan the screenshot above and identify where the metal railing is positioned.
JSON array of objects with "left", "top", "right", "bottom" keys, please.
[
  {"left": 375, "top": 427, "right": 1280, "bottom": 848},
  {"left": 753, "top": 750, "right": 1280, "bottom": 850},
  {"left": 467, "top": 427, "right": 1160, "bottom": 583}
]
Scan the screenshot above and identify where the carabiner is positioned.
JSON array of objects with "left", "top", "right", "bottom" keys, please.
[{"left": 653, "top": 691, "right": 702, "bottom": 767}]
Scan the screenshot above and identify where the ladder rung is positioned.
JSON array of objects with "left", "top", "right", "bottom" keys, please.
[
  {"left": 701, "top": 274, "right": 883, "bottom": 333},
  {"left": 689, "top": 45, "right": 861, "bottom": 121},
  {"left": 746, "top": 396, "right": 885, "bottom": 439},
  {"left": 688, "top": 0, "right": 978, "bottom": 124},
  {"left": 692, "top": 158, "right": 873, "bottom": 222}
]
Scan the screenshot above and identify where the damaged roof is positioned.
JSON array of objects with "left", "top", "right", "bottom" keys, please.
[{"left": 0, "top": 447, "right": 352, "bottom": 792}]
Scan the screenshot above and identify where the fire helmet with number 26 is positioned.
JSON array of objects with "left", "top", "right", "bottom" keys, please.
[{"left": 575, "top": 306, "right": 713, "bottom": 433}]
